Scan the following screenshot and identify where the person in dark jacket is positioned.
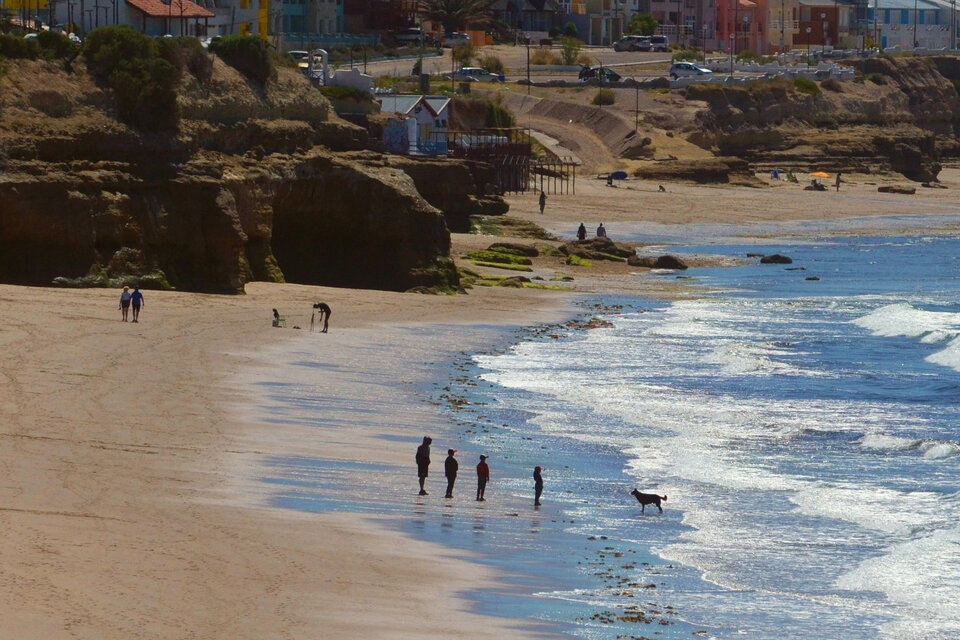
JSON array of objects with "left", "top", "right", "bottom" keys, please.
[
  {"left": 444, "top": 449, "right": 458, "bottom": 498},
  {"left": 476, "top": 455, "right": 489, "bottom": 501},
  {"left": 416, "top": 436, "right": 432, "bottom": 496},
  {"left": 533, "top": 466, "right": 543, "bottom": 506},
  {"left": 577, "top": 223, "right": 587, "bottom": 241}
]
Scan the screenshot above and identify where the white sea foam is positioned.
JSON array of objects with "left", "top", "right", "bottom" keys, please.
[
  {"left": 837, "top": 527, "right": 960, "bottom": 638},
  {"left": 926, "top": 335, "right": 960, "bottom": 373},
  {"left": 921, "top": 441, "right": 960, "bottom": 459},
  {"left": 852, "top": 302, "right": 960, "bottom": 339},
  {"left": 790, "top": 484, "right": 950, "bottom": 536},
  {"left": 858, "top": 434, "right": 922, "bottom": 451}
]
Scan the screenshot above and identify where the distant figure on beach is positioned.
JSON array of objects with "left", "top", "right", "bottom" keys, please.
[
  {"left": 533, "top": 466, "right": 543, "bottom": 506},
  {"left": 476, "top": 455, "right": 489, "bottom": 501},
  {"left": 315, "top": 302, "right": 331, "bottom": 333},
  {"left": 596, "top": 223, "right": 607, "bottom": 238},
  {"left": 771, "top": 168, "right": 780, "bottom": 181},
  {"left": 539, "top": 191, "right": 547, "bottom": 215},
  {"left": 119, "top": 286, "right": 132, "bottom": 322},
  {"left": 131, "top": 287, "right": 144, "bottom": 323},
  {"left": 577, "top": 223, "right": 587, "bottom": 241},
  {"left": 272, "top": 308, "right": 281, "bottom": 328},
  {"left": 658, "top": 185, "right": 666, "bottom": 192},
  {"left": 416, "top": 436, "right": 432, "bottom": 496},
  {"left": 835, "top": 172, "right": 842, "bottom": 192},
  {"left": 444, "top": 449, "right": 458, "bottom": 498}
]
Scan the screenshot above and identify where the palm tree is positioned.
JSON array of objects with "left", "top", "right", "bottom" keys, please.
[{"left": 418, "top": 0, "right": 495, "bottom": 36}]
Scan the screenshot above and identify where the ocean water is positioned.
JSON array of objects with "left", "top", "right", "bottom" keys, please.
[{"left": 464, "top": 233, "right": 960, "bottom": 638}]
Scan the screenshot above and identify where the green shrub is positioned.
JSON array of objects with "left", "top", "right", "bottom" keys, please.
[
  {"left": 83, "top": 26, "right": 182, "bottom": 131},
  {"left": 0, "top": 33, "right": 40, "bottom": 59},
  {"left": 486, "top": 94, "right": 515, "bottom": 127},
  {"left": 559, "top": 37, "right": 582, "bottom": 66},
  {"left": 479, "top": 53, "right": 504, "bottom": 74},
  {"left": 591, "top": 88, "right": 615, "bottom": 105},
  {"left": 671, "top": 48, "right": 701, "bottom": 62},
  {"left": 563, "top": 21, "right": 578, "bottom": 38},
  {"left": 867, "top": 72, "right": 887, "bottom": 85},
  {"left": 793, "top": 75, "right": 821, "bottom": 96},
  {"left": 160, "top": 36, "right": 212, "bottom": 82},
  {"left": 209, "top": 34, "right": 274, "bottom": 84},
  {"left": 821, "top": 78, "right": 842, "bottom": 92},
  {"left": 320, "top": 85, "right": 372, "bottom": 100},
  {"left": 37, "top": 31, "right": 76, "bottom": 58},
  {"left": 549, "top": 26, "right": 561, "bottom": 39}
]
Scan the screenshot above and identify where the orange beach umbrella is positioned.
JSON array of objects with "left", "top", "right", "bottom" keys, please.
[{"left": 810, "top": 171, "right": 831, "bottom": 178}]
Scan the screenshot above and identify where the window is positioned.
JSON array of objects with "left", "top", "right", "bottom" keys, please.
[{"left": 901, "top": 9, "right": 909, "bottom": 25}]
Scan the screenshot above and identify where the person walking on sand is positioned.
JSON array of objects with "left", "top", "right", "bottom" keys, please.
[
  {"left": 444, "top": 449, "right": 458, "bottom": 498},
  {"left": 596, "top": 223, "right": 607, "bottom": 238},
  {"left": 577, "top": 223, "right": 587, "bottom": 241},
  {"left": 476, "top": 455, "right": 489, "bottom": 501},
  {"left": 316, "top": 302, "right": 331, "bottom": 333},
  {"left": 835, "top": 172, "right": 842, "bottom": 192},
  {"left": 119, "top": 286, "right": 132, "bottom": 322},
  {"left": 130, "top": 287, "right": 144, "bottom": 323},
  {"left": 539, "top": 191, "right": 547, "bottom": 215},
  {"left": 416, "top": 436, "right": 432, "bottom": 496},
  {"left": 533, "top": 466, "right": 543, "bottom": 506}
]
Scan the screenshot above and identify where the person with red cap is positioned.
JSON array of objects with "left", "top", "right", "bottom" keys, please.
[
  {"left": 444, "top": 449, "right": 458, "bottom": 498},
  {"left": 476, "top": 455, "right": 489, "bottom": 501}
]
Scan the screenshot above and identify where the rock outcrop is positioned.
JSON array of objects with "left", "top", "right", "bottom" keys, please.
[{"left": 0, "top": 57, "right": 502, "bottom": 293}]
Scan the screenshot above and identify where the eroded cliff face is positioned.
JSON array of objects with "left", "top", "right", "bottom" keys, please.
[
  {"left": 0, "top": 57, "right": 493, "bottom": 293},
  {"left": 684, "top": 57, "right": 960, "bottom": 181}
]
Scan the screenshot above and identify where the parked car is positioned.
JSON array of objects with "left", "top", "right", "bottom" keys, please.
[
  {"left": 578, "top": 65, "right": 622, "bottom": 82},
  {"left": 452, "top": 67, "right": 505, "bottom": 82},
  {"left": 613, "top": 35, "right": 648, "bottom": 52},
  {"left": 440, "top": 32, "right": 470, "bottom": 47},
  {"left": 287, "top": 50, "right": 310, "bottom": 62},
  {"left": 669, "top": 61, "right": 713, "bottom": 79},
  {"left": 394, "top": 27, "right": 427, "bottom": 45},
  {"left": 649, "top": 35, "right": 670, "bottom": 52}
]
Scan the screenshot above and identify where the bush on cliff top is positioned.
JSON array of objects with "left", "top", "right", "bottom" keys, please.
[
  {"left": 209, "top": 35, "right": 274, "bottom": 84},
  {"left": 84, "top": 26, "right": 182, "bottom": 131},
  {"left": 0, "top": 31, "right": 77, "bottom": 60}
]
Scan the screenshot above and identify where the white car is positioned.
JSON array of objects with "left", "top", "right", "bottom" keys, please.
[
  {"left": 669, "top": 62, "right": 713, "bottom": 79},
  {"left": 452, "top": 67, "right": 504, "bottom": 83},
  {"left": 440, "top": 32, "right": 470, "bottom": 47}
]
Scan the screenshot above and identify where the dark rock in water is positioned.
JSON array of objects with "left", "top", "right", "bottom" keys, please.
[
  {"left": 760, "top": 254, "right": 793, "bottom": 264},
  {"left": 806, "top": 276, "right": 820, "bottom": 281},
  {"left": 488, "top": 242, "right": 539, "bottom": 257},
  {"left": 785, "top": 266, "right": 806, "bottom": 271},
  {"left": 877, "top": 185, "right": 916, "bottom": 194},
  {"left": 628, "top": 255, "right": 689, "bottom": 269},
  {"left": 499, "top": 276, "right": 531, "bottom": 287},
  {"left": 746, "top": 252, "right": 764, "bottom": 258}
]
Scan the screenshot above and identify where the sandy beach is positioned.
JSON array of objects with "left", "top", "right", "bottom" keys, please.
[{"left": 2, "top": 173, "right": 959, "bottom": 638}]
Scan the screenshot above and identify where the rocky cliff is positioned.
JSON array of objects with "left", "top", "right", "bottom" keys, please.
[
  {"left": 0, "top": 56, "right": 501, "bottom": 293},
  {"left": 683, "top": 56, "right": 960, "bottom": 181}
]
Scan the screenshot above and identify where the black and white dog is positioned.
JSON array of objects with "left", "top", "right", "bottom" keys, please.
[{"left": 631, "top": 489, "right": 667, "bottom": 514}]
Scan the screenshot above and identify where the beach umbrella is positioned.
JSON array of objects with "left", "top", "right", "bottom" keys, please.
[
  {"left": 608, "top": 170, "right": 628, "bottom": 181},
  {"left": 811, "top": 171, "right": 830, "bottom": 178}
]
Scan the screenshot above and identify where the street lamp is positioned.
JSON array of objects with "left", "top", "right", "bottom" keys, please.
[
  {"left": 821, "top": 11, "right": 827, "bottom": 57},
  {"left": 780, "top": 0, "right": 785, "bottom": 53},
  {"left": 805, "top": 25, "right": 812, "bottom": 60},
  {"left": 729, "top": 33, "right": 735, "bottom": 73}
]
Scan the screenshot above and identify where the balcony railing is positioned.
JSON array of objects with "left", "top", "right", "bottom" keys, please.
[{"left": 768, "top": 20, "right": 800, "bottom": 30}]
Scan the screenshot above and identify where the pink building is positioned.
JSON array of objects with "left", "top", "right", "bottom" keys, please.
[{"left": 716, "top": 0, "right": 768, "bottom": 55}]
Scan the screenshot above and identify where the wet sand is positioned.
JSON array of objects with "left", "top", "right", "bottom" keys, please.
[{"left": 1, "top": 173, "right": 959, "bottom": 637}]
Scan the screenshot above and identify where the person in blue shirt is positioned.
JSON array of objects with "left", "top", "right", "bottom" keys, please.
[{"left": 131, "top": 287, "right": 144, "bottom": 323}]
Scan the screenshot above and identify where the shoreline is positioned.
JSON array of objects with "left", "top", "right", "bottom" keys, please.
[{"left": 2, "top": 175, "right": 960, "bottom": 636}]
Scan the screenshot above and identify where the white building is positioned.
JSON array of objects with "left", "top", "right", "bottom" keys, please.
[
  {"left": 866, "top": 0, "right": 953, "bottom": 49},
  {"left": 378, "top": 94, "right": 450, "bottom": 155}
]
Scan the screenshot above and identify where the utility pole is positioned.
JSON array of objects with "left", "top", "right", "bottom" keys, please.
[
  {"left": 913, "top": 0, "right": 918, "bottom": 48},
  {"left": 780, "top": 0, "right": 785, "bottom": 52}
]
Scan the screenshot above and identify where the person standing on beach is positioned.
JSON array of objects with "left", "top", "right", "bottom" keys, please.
[
  {"left": 416, "top": 436, "right": 432, "bottom": 496},
  {"left": 317, "top": 302, "right": 331, "bottom": 333},
  {"left": 476, "top": 455, "right": 489, "bottom": 501},
  {"left": 119, "top": 286, "right": 132, "bottom": 322},
  {"left": 130, "top": 287, "right": 144, "bottom": 323},
  {"left": 533, "top": 466, "right": 543, "bottom": 506},
  {"left": 596, "top": 223, "right": 607, "bottom": 238},
  {"left": 835, "top": 172, "right": 842, "bottom": 192},
  {"left": 444, "top": 449, "right": 458, "bottom": 498},
  {"left": 577, "top": 223, "right": 587, "bottom": 241},
  {"left": 539, "top": 191, "right": 546, "bottom": 215}
]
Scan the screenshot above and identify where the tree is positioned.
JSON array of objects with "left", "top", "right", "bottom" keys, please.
[
  {"left": 559, "top": 36, "right": 582, "bottom": 65},
  {"left": 418, "top": 0, "right": 495, "bottom": 35},
  {"left": 563, "top": 21, "right": 578, "bottom": 38},
  {"left": 627, "top": 13, "right": 657, "bottom": 36}
]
